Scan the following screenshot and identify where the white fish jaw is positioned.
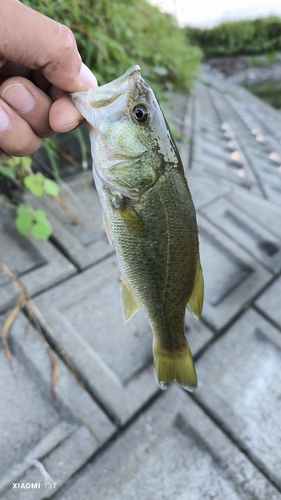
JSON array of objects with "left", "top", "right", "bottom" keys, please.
[{"left": 71, "top": 65, "right": 141, "bottom": 125}]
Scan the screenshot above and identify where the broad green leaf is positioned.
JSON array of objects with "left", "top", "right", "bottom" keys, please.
[
  {"left": 31, "top": 219, "right": 52, "bottom": 239},
  {"left": 15, "top": 214, "right": 33, "bottom": 235},
  {"left": 34, "top": 209, "right": 48, "bottom": 222},
  {"left": 44, "top": 178, "right": 60, "bottom": 197},
  {"left": 16, "top": 204, "right": 34, "bottom": 217},
  {"left": 3, "top": 156, "right": 18, "bottom": 168},
  {"left": 24, "top": 173, "right": 44, "bottom": 196},
  {"left": 21, "top": 157, "right": 32, "bottom": 169},
  {"left": 0, "top": 166, "right": 16, "bottom": 180}
]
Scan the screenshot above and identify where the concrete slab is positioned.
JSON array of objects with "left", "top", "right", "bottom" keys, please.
[
  {"left": 263, "top": 183, "right": 281, "bottom": 206},
  {"left": 226, "top": 92, "right": 281, "bottom": 147},
  {"left": 197, "top": 83, "right": 281, "bottom": 205},
  {"left": 57, "top": 387, "right": 281, "bottom": 500},
  {"left": 187, "top": 171, "right": 230, "bottom": 210},
  {"left": 192, "top": 95, "right": 261, "bottom": 194},
  {"left": 227, "top": 187, "right": 281, "bottom": 238},
  {"left": 0, "top": 200, "right": 75, "bottom": 314},
  {"left": 33, "top": 255, "right": 213, "bottom": 425},
  {"left": 33, "top": 174, "right": 113, "bottom": 270},
  {"left": 176, "top": 140, "right": 190, "bottom": 171},
  {"left": 195, "top": 308, "right": 281, "bottom": 490},
  {"left": 197, "top": 214, "right": 271, "bottom": 331},
  {"left": 198, "top": 126, "right": 226, "bottom": 144},
  {"left": 0, "top": 312, "right": 116, "bottom": 499},
  {"left": 201, "top": 197, "right": 281, "bottom": 273},
  {"left": 255, "top": 275, "right": 281, "bottom": 327},
  {"left": 192, "top": 160, "right": 259, "bottom": 193},
  {"left": 254, "top": 164, "right": 281, "bottom": 186},
  {"left": 202, "top": 139, "right": 238, "bottom": 163}
]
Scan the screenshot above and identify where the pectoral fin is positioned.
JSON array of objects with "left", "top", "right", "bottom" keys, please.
[
  {"left": 121, "top": 204, "right": 148, "bottom": 238},
  {"left": 111, "top": 194, "right": 148, "bottom": 238},
  {"left": 121, "top": 279, "right": 141, "bottom": 323},
  {"left": 102, "top": 210, "right": 112, "bottom": 245},
  {"left": 187, "top": 258, "right": 204, "bottom": 319}
]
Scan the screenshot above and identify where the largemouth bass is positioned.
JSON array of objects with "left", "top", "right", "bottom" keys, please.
[{"left": 71, "top": 66, "right": 204, "bottom": 391}]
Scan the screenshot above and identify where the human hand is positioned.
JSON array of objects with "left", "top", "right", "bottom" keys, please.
[{"left": 0, "top": 0, "right": 97, "bottom": 156}]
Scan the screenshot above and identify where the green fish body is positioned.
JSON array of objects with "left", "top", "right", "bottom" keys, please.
[{"left": 71, "top": 66, "right": 204, "bottom": 391}]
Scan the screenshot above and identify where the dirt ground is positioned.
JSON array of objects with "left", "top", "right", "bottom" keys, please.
[{"left": 204, "top": 56, "right": 249, "bottom": 77}]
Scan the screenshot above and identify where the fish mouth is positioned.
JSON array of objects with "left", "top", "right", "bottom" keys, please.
[
  {"left": 71, "top": 65, "right": 154, "bottom": 128},
  {"left": 96, "top": 65, "right": 141, "bottom": 93},
  {"left": 71, "top": 65, "right": 142, "bottom": 122},
  {"left": 88, "top": 65, "right": 141, "bottom": 109}
]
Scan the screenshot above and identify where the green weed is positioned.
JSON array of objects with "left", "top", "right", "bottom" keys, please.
[{"left": 185, "top": 16, "right": 281, "bottom": 59}]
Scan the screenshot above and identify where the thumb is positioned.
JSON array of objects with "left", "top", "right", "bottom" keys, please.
[{"left": 0, "top": 0, "right": 96, "bottom": 92}]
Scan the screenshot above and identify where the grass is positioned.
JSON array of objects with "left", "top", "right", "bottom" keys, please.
[{"left": 246, "top": 80, "right": 281, "bottom": 109}]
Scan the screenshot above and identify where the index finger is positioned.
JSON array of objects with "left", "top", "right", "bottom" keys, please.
[{"left": 0, "top": 0, "right": 92, "bottom": 92}]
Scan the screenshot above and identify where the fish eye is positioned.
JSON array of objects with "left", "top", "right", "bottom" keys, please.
[{"left": 131, "top": 104, "right": 149, "bottom": 124}]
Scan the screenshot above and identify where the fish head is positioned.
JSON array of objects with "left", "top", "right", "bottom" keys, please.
[{"left": 71, "top": 66, "right": 178, "bottom": 196}]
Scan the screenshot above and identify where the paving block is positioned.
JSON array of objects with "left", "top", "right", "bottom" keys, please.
[
  {"left": 197, "top": 215, "right": 271, "bottom": 331},
  {"left": 176, "top": 140, "right": 190, "bottom": 171},
  {"left": 0, "top": 312, "right": 116, "bottom": 500},
  {"left": 193, "top": 128, "right": 260, "bottom": 191},
  {"left": 255, "top": 275, "right": 281, "bottom": 327},
  {"left": 34, "top": 174, "right": 114, "bottom": 269},
  {"left": 167, "top": 94, "right": 191, "bottom": 170},
  {"left": 192, "top": 160, "right": 259, "bottom": 193},
  {"left": 263, "top": 182, "right": 281, "bottom": 206},
  {"left": 196, "top": 116, "right": 221, "bottom": 133},
  {"left": 202, "top": 139, "right": 239, "bottom": 164},
  {"left": 193, "top": 153, "right": 253, "bottom": 185},
  {"left": 194, "top": 308, "right": 281, "bottom": 490},
  {"left": 187, "top": 171, "right": 230, "bottom": 210},
  {"left": 198, "top": 126, "right": 226, "bottom": 145},
  {"left": 201, "top": 197, "right": 281, "bottom": 273},
  {"left": 33, "top": 255, "right": 213, "bottom": 425},
  {"left": 255, "top": 164, "right": 281, "bottom": 186},
  {"left": 227, "top": 187, "right": 281, "bottom": 239},
  {"left": 57, "top": 386, "right": 281, "bottom": 500},
  {"left": 207, "top": 87, "right": 281, "bottom": 184},
  {"left": 0, "top": 200, "right": 75, "bottom": 313}
]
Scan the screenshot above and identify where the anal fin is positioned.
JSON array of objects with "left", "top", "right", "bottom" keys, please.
[
  {"left": 187, "top": 257, "right": 204, "bottom": 319},
  {"left": 121, "top": 279, "right": 141, "bottom": 323}
]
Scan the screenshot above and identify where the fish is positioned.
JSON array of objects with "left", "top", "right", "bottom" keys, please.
[{"left": 71, "top": 65, "right": 204, "bottom": 391}]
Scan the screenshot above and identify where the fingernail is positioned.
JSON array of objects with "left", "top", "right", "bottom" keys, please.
[
  {"left": 58, "top": 119, "right": 80, "bottom": 133},
  {"left": 2, "top": 84, "right": 35, "bottom": 114},
  {"left": 79, "top": 62, "right": 98, "bottom": 89},
  {"left": 0, "top": 107, "right": 9, "bottom": 131}
]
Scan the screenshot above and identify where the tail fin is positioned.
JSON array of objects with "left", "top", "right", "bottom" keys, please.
[{"left": 153, "top": 339, "right": 197, "bottom": 391}]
